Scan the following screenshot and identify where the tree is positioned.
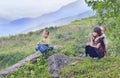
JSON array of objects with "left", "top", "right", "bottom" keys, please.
[
  {"left": 85, "top": 0, "right": 120, "bottom": 25},
  {"left": 85, "top": 0, "right": 120, "bottom": 56}
]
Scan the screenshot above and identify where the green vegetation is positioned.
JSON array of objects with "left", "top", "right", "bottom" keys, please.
[
  {"left": 0, "top": 17, "right": 119, "bottom": 78},
  {"left": 7, "top": 56, "right": 52, "bottom": 78},
  {"left": 61, "top": 57, "right": 120, "bottom": 78},
  {"left": 1, "top": 1, "right": 120, "bottom": 76}
]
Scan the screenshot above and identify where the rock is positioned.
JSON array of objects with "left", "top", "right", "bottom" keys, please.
[
  {"left": 53, "top": 46, "right": 64, "bottom": 50},
  {"left": 47, "top": 54, "right": 75, "bottom": 78},
  {"left": 0, "top": 52, "right": 41, "bottom": 77}
]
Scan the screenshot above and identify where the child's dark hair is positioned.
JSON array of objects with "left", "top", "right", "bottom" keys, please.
[{"left": 93, "top": 27, "right": 102, "bottom": 36}]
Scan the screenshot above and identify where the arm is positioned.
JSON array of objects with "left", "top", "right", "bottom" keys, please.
[
  {"left": 95, "top": 34, "right": 104, "bottom": 41},
  {"left": 99, "top": 34, "right": 104, "bottom": 39},
  {"left": 86, "top": 34, "right": 94, "bottom": 46},
  {"left": 38, "top": 38, "right": 51, "bottom": 45}
]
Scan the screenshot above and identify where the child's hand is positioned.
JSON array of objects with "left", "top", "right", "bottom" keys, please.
[
  {"left": 95, "top": 37, "right": 100, "bottom": 41},
  {"left": 39, "top": 40, "right": 45, "bottom": 44},
  {"left": 91, "top": 34, "right": 94, "bottom": 40},
  {"left": 40, "top": 42, "right": 44, "bottom": 44},
  {"left": 37, "top": 43, "right": 40, "bottom": 45},
  {"left": 86, "top": 43, "right": 90, "bottom": 46}
]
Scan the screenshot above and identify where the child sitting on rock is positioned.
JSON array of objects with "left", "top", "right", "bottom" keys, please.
[{"left": 35, "top": 30, "right": 53, "bottom": 55}]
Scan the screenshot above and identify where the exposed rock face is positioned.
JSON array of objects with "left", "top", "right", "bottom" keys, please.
[
  {"left": 47, "top": 54, "right": 75, "bottom": 78},
  {"left": 0, "top": 52, "right": 41, "bottom": 77}
]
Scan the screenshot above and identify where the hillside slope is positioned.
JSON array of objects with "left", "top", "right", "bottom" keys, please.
[
  {"left": 0, "top": 17, "right": 95, "bottom": 70},
  {"left": 0, "top": 17, "right": 120, "bottom": 78}
]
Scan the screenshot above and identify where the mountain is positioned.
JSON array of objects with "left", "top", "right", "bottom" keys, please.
[
  {"left": 49, "top": 10, "right": 95, "bottom": 26},
  {"left": 34, "top": 0, "right": 91, "bottom": 24},
  {"left": 0, "top": 0, "right": 94, "bottom": 36},
  {"left": 0, "top": 18, "right": 10, "bottom": 25},
  {"left": 24, "top": 10, "right": 95, "bottom": 32},
  {"left": 10, "top": 18, "right": 33, "bottom": 25}
]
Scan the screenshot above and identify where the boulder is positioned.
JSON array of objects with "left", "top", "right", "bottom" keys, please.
[{"left": 47, "top": 54, "right": 75, "bottom": 78}]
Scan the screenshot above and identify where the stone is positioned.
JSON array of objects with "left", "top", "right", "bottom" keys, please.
[{"left": 47, "top": 54, "right": 75, "bottom": 78}]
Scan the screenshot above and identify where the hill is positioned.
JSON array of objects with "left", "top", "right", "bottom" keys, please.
[
  {"left": 0, "top": 0, "right": 93, "bottom": 36},
  {"left": 0, "top": 17, "right": 120, "bottom": 78}
]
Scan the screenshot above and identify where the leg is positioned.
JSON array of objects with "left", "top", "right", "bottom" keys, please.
[
  {"left": 85, "top": 45, "right": 98, "bottom": 58},
  {"left": 85, "top": 45, "right": 91, "bottom": 56},
  {"left": 88, "top": 46, "right": 98, "bottom": 58}
]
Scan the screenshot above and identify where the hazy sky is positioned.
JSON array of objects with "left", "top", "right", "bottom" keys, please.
[{"left": 0, "top": 0, "right": 77, "bottom": 20}]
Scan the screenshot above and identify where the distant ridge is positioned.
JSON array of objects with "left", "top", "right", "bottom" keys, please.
[
  {"left": 0, "top": 0, "right": 94, "bottom": 36},
  {"left": 22, "top": 10, "right": 95, "bottom": 33}
]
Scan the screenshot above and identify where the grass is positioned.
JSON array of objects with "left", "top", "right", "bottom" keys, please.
[
  {"left": 61, "top": 57, "right": 120, "bottom": 78},
  {"left": 0, "top": 17, "right": 120, "bottom": 78}
]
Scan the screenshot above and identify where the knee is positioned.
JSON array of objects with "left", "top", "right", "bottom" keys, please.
[{"left": 85, "top": 45, "right": 90, "bottom": 48}]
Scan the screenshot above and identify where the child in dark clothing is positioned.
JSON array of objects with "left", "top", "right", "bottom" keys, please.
[{"left": 85, "top": 27, "right": 105, "bottom": 59}]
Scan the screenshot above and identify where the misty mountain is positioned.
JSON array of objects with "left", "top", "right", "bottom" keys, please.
[
  {"left": 24, "top": 10, "right": 95, "bottom": 32},
  {"left": 0, "top": 0, "right": 94, "bottom": 36},
  {"left": 50, "top": 10, "right": 95, "bottom": 26},
  {"left": 0, "top": 18, "right": 10, "bottom": 25}
]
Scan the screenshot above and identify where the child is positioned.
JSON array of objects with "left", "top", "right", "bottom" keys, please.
[
  {"left": 39, "top": 30, "right": 51, "bottom": 45},
  {"left": 95, "top": 26, "right": 108, "bottom": 56},
  {"left": 85, "top": 27, "right": 105, "bottom": 59},
  {"left": 36, "top": 30, "right": 53, "bottom": 55}
]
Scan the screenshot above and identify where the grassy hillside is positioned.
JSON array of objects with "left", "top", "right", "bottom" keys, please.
[
  {"left": 61, "top": 57, "right": 120, "bottom": 78},
  {"left": 0, "top": 17, "right": 96, "bottom": 70},
  {"left": 0, "top": 17, "right": 120, "bottom": 78}
]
